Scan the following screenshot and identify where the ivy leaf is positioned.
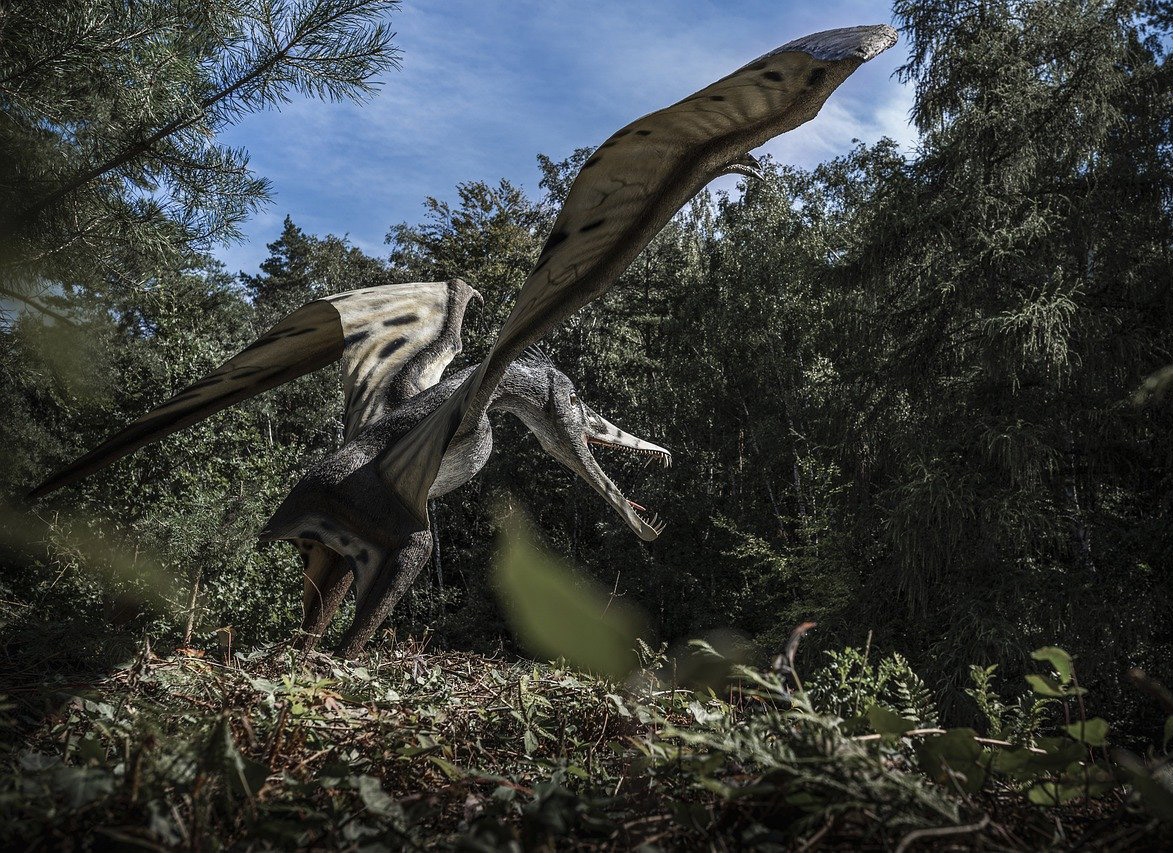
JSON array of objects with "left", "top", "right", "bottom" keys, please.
[
  {"left": 1026, "top": 673, "right": 1086, "bottom": 697},
  {"left": 204, "top": 715, "right": 269, "bottom": 800},
  {"left": 427, "top": 755, "right": 465, "bottom": 780},
  {"left": 1028, "top": 781, "right": 1082, "bottom": 806},
  {"left": 992, "top": 740, "right": 1084, "bottom": 779},
  {"left": 1030, "top": 647, "right": 1074, "bottom": 684},
  {"left": 867, "top": 704, "right": 917, "bottom": 737},
  {"left": 1037, "top": 738, "right": 1089, "bottom": 768},
  {"left": 355, "top": 774, "right": 400, "bottom": 818},
  {"left": 1064, "top": 718, "right": 1109, "bottom": 747},
  {"left": 1025, "top": 674, "right": 1066, "bottom": 696},
  {"left": 990, "top": 747, "right": 1038, "bottom": 780},
  {"left": 1027, "top": 763, "right": 1114, "bottom": 806}
]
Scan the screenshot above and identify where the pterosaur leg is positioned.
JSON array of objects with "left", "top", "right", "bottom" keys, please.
[
  {"left": 337, "top": 530, "right": 432, "bottom": 658},
  {"left": 297, "top": 542, "right": 352, "bottom": 651}
]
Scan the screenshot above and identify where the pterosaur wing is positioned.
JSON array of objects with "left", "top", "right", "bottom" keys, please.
[
  {"left": 30, "top": 279, "right": 479, "bottom": 498},
  {"left": 377, "top": 24, "right": 898, "bottom": 526},
  {"left": 330, "top": 280, "right": 480, "bottom": 439}
]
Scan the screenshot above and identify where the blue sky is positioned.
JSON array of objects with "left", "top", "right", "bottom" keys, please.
[{"left": 214, "top": 1, "right": 915, "bottom": 274}]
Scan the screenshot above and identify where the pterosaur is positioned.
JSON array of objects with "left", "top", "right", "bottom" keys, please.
[{"left": 31, "top": 25, "right": 897, "bottom": 655}]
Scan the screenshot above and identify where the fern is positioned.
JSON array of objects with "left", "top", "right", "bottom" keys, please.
[
  {"left": 1003, "top": 694, "right": 1054, "bottom": 745},
  {"left": 964, "top": 662, "right": 1053, "bottom": 744},
  {"left": 807, "top": 647, "right": 940, "bottom": 727},
  {"left": 966, "top": 664, "right": 1006, "bottom": 736},
  {"left": 806, "top": 647, "right": 876, "bottom": 721},
  {"left": 884, "top": 654, "right": 938, "bottom": 726}
]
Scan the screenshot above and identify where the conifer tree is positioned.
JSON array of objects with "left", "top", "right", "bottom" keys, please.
[
  {"left": 0, "top": 0, "right": 400, "bottom": 316},
  {"left": 823, "top": 0, "right": 1173, "bottom": 693}
]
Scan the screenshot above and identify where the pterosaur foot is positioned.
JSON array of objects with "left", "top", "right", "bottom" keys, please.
[
  {"left": 297, "top": 542, "right": 351, "bottom": 652},
  {"left": 336, "top": 531, "right": 432, "bottom": 658}
]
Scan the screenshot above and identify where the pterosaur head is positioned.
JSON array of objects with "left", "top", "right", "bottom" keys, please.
[{"left": 500, "top": 350, "right": 672, "bottom": 541}]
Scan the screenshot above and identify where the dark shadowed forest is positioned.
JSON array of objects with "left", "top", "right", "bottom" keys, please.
[{"left": 2, "top": 0, "right": 1173, "bottom": 848}]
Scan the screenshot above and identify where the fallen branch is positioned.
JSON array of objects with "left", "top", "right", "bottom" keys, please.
[{"left": 852, "top": 728, "right": 1047, "bottom": 754}]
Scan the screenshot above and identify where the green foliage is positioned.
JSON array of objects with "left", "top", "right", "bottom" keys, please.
[
  {"left": 1065, "top": 718, "right": 1110, "bottom": 747},
  {"left": 842, "top": 644, "right": 1173, "bottom": 827},
  {"left": 806, "top": 645, "right": 939, "bottom": 729},
  {"left": 1032, "top": 647, "right": 1076, "bottom": 685},
  {"left": 492, "top": 510, "right": 646, "bottom": 681},
  {"left": 0, "top": 0, "right": 400, "bottom": 314},
  {"left": 916, "top": 728, "right": 989, "bottom": 794},
  {"left": 0, "top": 237, "right": 378, "bottom": 647},
  {"left": 1, "top": 641, "right": 1170, "bottom": 849},
  {"left": 867, "top": 703, "right": 918, "bottom": 737},
  {"left": 6, "top": 0, "right": 1172, "bottom": 738},
  {"left": 966, "top": 664, "right": 1053, "bottom": 744},
  {"left": 1, "top": 7, "right": 1172, "bottom": 849}
]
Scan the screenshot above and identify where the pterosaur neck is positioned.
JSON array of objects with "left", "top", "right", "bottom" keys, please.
[
  {"left": 482, "top": 363, "right": 547, "bottom": 424},
  {"left": 486, "top": 388, "right": 544, "bottom": 433}
]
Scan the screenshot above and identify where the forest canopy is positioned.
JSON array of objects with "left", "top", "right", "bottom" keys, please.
[{"left": 6, "top": 0, "right": 1170, "bottom": 700}]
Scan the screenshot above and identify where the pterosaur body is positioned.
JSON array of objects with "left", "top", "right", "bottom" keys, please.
[
  {"left": 30, "top": 25, "right": 897, "bottom": 654},
  {"left": 261, "top": 299, "right": 673, "bottom": 656},
  {"left": 33, "top": 278, "right": 669, "bottom": 654}
]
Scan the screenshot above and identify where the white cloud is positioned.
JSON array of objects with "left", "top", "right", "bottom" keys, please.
[{"left": 213, "top": 1, "right": 913, "bottom": 273}]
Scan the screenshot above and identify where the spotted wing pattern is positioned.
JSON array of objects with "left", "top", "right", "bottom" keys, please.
[
  {"left": 377, "top": 24, "right": 898, "bottom": 526},
  {"left": 30, "top": 280, "right": 478, "bottom": 498},
  {"left": 330, "top": 280, "right": 479, "bottom": 440}
]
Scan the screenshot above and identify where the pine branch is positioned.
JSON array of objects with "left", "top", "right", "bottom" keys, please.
[
  {"left": 0, "top": 0, "right": 398, "bottom": 240},
  {"left": 0, "top": 285, "right": 77, "bottom": 325}
]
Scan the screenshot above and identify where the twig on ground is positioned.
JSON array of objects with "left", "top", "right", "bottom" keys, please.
[{"left": 895, "top": 815, "right": 991, "bottom": 853}]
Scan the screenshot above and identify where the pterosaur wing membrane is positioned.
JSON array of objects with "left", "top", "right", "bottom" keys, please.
[
  {"left": 329, "top": 281, "right": 480, "bottom": 439},
  {"left": 376, "top": 24, "right": 898, "bottom": 526},
  {"left": 30, "top": 279, "right": 479, "bottom": 498}
]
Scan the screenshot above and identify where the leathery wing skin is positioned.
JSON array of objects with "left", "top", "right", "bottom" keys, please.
[{"left": 376, "top": 25, "right": 899, "bottom": 528}]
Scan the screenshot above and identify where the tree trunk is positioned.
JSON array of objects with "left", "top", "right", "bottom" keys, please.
[
  {"left": 182, "top": 564, "right": 203, "bottom": 646},
  {"left": 429, "top": 501, "right": 444, "bottom": 616}
]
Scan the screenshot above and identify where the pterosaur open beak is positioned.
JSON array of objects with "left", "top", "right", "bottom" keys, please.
[{"left": 566, "top": 406, "right": 672, "bottom": 541}]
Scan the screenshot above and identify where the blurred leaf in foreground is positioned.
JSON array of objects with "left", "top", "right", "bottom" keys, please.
[
  {"left": 868, "top": 703, "right": 918, "bottom": 737},
  {"left": 492, "top": 507, "right": 647, "bottom": 681},
  {"left": 0, "top": 501, "right": 172, "bottom": 602},
  {"left": 1030, "top": 647, "right": 1074, "bottom": 684},
  {"left": 1134, "top": 364, "right": 1173, "bottom": 405},
  {"left": 20, "top": 317, "right": 112, "bottom": 404},
  {"left": 1065, "top": 717, "right": 1110, "bottom": 747}
]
